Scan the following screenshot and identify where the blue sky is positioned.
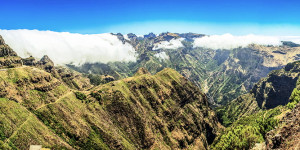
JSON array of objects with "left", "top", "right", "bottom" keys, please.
[{"left": 1, "top": 0, "right": 300, "bottom": 35}]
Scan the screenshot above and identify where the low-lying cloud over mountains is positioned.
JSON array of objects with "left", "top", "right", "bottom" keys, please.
[
  {"left": 1, "top": 29, "right": 300, "bottom": 66},
  {"left": 193, "top": 34, "right": 300, "bottom": 49},
  {"left": 0, "top": 29, "right": 136, "bottom": 65}
]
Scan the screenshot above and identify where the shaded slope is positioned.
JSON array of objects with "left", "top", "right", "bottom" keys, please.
[
  {"left": 265, "top": 78, "right": 300, "bottom": 149},
  {"left": 217, "top": 61, "right": 300, "bottom": 126},
  {"left": 86, "top": 68, "right": 222, "bottom": 149},
  {"left": 265, "top": 103, "right": 300, "bottom": 150}
]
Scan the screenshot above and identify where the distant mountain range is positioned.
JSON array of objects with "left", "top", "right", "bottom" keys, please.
[{"left": 66, "top": 32, "right": 300, "bottom": 106}]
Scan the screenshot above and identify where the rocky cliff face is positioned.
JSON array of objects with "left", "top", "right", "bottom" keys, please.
[
  {"left": 252, "top": 61, "right": 300, "bottom": 109},
  {"left": 217, "top": 61, "right": 300, "bottom": 126},
  {"left": 211, "top": 61, "right": 300, "bottom": 149},
  {"left": 265, "top": 103, "right": 300, "bottom": 150},
  {"left": 0, "top": 35, "right": 22, "bottom": 68}
]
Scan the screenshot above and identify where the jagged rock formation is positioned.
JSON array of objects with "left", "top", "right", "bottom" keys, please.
[
  {"left": 144, "top": 32, "right": 156, "bottom": 39},
  {"left": 177, "top": 33, "right": 205, "bottom": 41},
  {"left": 0, "top": 66, "right": 222, "bottom": 149},
  {"left": 154, "top": 32, "right": 180, "bottom": 43},
  {"left": 22, "top": 55, "right": 92, "bottom": 91},
  {"left": 253, "top": 61, "right": 300, "bottom": 109},
  {"left": 0, "top": 35, "right": 22, "bottom": 68}
]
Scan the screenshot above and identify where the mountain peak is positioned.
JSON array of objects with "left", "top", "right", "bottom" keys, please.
[
  {"left": 0, "top": 35, "right": 22, "bottom": 68},
  {"left": 0, "top": 35, "right": 5, "bottom": 45},
  {"left": 39, "top": 55, "right": 53, "bottom": 65},
  {"left": 0, "top": 35, "right": 18, "bottom": 57},
  {"left": 135, "top": 67, "right": 151, "bottom": 76}
]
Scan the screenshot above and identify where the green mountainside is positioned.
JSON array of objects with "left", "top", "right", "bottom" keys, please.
[
  {"left": 217, "top": 61, "right": 300, "bottom": 126},
  {"left": 0, "top": 37, "right": 222, "bottom": 149},
  {"left": 1, "top": 34, "right": 300, "bottom": 150},
  {"left": 68, "top": 33, "right": 300, "bottom": 106},
  {"left": 212, "top": 61, "right": 300, "bottom": 150},
  {"left": 0, "top": 67, "right": 222, "bottom": 149}
]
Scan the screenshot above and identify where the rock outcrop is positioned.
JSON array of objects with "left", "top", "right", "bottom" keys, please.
[
  {"left": 0, "top": 35, "right": 23, "bottom": 68},
  {"left": 266, "top": 103, "right": 300, "bottom": 149}
]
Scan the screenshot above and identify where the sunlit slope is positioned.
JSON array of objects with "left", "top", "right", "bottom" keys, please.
[{"left": 0, "top": 67, "right": 222, "bottom": 149}]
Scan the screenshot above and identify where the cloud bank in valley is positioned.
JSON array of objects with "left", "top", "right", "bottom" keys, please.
[
  {"left": 193, "top": 34, "right": 300, "bottom": 49},
  {"left": 0, "top": 29, "right": 136, "bottom": 65},
  {"left": 153, "top": 38, "right": 184, "bottom": 50},
  {"left": 154, "top": 52, "right": 169, "bottom": 61}
]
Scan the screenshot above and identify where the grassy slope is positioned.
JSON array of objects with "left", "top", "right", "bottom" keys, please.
[
  {"left": 0, "top": 67, "right": 221, "bottom": 149},
  {"left": 212, "top": 106, "right": 287, "bottom": 150}
]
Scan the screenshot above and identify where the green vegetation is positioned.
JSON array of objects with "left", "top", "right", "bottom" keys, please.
[
  {"left": 212, "top": 107, "right": 283, "bottom": 150},
  {"left": 90, "top": 91, "right": 102, "bottom": 103},
  {"left": 74, "top": 91, "right": 87, "bottom": 100},
  {"left": 0, "top": 65, "right": 219, "bottom": 149},
  {"left": 75, "top": 91, "right": 92, "bottom": 103},
  {"left": 287, "top": 87, "right": 300, "bottom": 109},
  {"left": 87, "top": 74, "right": 102, "bottom": 85}
]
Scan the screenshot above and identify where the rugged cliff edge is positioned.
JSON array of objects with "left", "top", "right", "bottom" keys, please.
[
  {"left": 0, "top": 35, "right": 22, "bottom": 68},
  {"left": 212, "top": 61, "right": 300, "bottom": 150},
  {"left": 217, "top": 61, "right": 300, "bottom": 126},
  {"left": 265, "top": 103, "right": 300, "bottom": 150}
]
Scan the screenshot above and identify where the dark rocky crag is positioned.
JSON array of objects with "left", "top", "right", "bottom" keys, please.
[
  {"left": 211, "top": 60, "right": 300, "bottom": 150},
  {"left": 0, "top": 35, "right": 23, "bottom": 68}
]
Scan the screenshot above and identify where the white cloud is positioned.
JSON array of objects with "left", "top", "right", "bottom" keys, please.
[
  {"left": 278, "top": 36, "right": 300, "bottom": 44},
  {"left": 193, "top": 34, "right": 300, "bottom": 49},
  {"left": 153, "top": 38, "right": 184, "bottom": 50},
  {"left": 0, "top": 29, "right": 136, "bottom": 66},
  {"left": 193, "top": 34, "right": 280, "bottom": 49},
  {"left": 123, "top": 34, "right": 130, "bottom": 41},
  {"left": 154, "top": 52, "right": 169, "bottom": 60}
]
